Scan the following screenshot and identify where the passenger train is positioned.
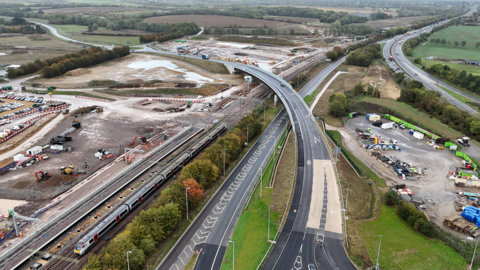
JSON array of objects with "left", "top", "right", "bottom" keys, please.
[{"left": 74, "top": 124, "right": 226, "bottom": 255}]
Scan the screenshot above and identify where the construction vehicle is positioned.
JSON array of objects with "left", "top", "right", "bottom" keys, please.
[
  {"left": 60, "top": 165, "right": 74, "bottom": 175},
  {"left": 34, "top": 171, "right": 51, "bottom": 181},
  {"left": 96, "top": 107, "right": 103, "bottom": 113},
  {"left": 458, "top": 137, "right": 470, "bottom": 147},
  {"left": 62, "top": 109, "right": 70, "bottom": 114},
  {"left": 132, "top": 136, "right": 147, "bottom": 145},
  {"left": 201, "top": 54, "right": 209, "bottom": 60}
]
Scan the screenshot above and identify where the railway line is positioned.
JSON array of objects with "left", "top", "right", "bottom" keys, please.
[
  {"left": 4, "top": 86, "right": 269, "bottom": 270},
  {"left": 1, "top": 127, "right": 202, "bottom": 270}
]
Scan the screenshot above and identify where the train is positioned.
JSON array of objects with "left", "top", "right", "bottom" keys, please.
[{"left": 74, "top": 124, "right": 226, "bottom": 255}]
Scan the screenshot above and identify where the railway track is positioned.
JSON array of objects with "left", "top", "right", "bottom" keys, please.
[{"left": 0, "top": 127, "right": 203, "bottom": 270}]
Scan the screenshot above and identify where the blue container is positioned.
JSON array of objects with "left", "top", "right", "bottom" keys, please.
[{"left": 409, "top": 130, "right": 414, "bottom": 135}]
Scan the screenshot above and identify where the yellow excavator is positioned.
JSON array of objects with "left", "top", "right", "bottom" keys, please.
[
  {"left": 60, "top": 165, "right": 75, "bottom": 175},
  {"left": 97, "top": 107, "right": 104, "bottom": 113}
]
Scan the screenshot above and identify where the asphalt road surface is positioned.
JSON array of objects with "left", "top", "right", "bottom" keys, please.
[{"left": 385, "top": 6, "right": 478, "bottom": 115}]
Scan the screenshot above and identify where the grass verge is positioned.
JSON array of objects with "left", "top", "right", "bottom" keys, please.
[
  {"left": 359, "top": 204, "right": 468, "bottom": 270},
  {"left": 221, "top": 128, "right": 294, "bottom": 270},
  {"left": 303, "top": 89, "right": 319, "bottom": 107},
  {"left": 437, "top": 85, "right": 479, "bottom": 111}
]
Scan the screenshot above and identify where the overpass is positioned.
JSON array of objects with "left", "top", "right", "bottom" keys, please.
[{"left": 16, "top": 22, "right": 353, "bottom": 270}]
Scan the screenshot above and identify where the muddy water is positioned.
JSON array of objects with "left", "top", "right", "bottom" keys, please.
[{"left": 0, "top": 199, "right": 27, "bottom": 215}]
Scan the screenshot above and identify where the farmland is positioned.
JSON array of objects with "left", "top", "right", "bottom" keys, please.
[
  {"left": 144, "top": 15, "right": 297, "bottom": 28},
  {"left": 43, "top": 6, "right": 145, "bottom": 14},
  {"left": 412, "top": 26, "right": 480, "bottom": 60},
  {"left": 51, "top": 24, "right": 141, "bottom": 46},
  {"left": 263, "top": 15, "right": 319, "bottom": 23},
  {"left": 357, "top": 15, "right": 430, "bottom": 30},
  {"left": 420, "top": 59, "right": 480, "bottom": 76},
  {"left": 359, "top": 204, "right": 468, "bottom": 270}
]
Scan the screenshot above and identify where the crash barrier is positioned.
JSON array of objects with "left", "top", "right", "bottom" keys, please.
[
  {"left": 75, "top": 96, "right": 110, "bottom": 102},
  {"left": 456, "top": 151, "right": 477, "bottom": 170},
  {"left": 384, "top": 114, "right": 439, "bottom": 140},
  {"left": 7, "top": 110, "right": 36, "bottom": 120},
  {"left": 0, "top": 161, "right": 16, "bottom": 174},
  {"left": 0, "top": 111, "right": 60, "bottom": 144},
  {"left": 316, "top": 115, "right": 365, "bottom": 177},
  {"left": 39, "top": 104, "right": 69, "bottom": 113},
  {"left": 149, "top": 98, "right": 206, "bottom": 103}
]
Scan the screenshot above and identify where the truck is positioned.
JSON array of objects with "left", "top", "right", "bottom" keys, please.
[
  {"left": 201, "top": 54, "right": 209, "bottom": 60},
  {"left": 458, "top": 137, "right": 470, "bottom": 147},
  {"left": 389, "top": 55, "right": 393, "bottom": 61},
  {"left": 381, "top": 122, "right": 397, "bottom": 129},
  {"left": 406, "top": 32, "right": 410, "bottom": 35}
]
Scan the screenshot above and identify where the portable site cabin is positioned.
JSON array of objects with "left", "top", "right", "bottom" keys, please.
[
  {"left": 366, "top": 114, "right": 380, "bottom": 121},
  {"left": 349, "top": 112, "right": 358, "bottom": 118},
  {"left": 26, "top": 146, "right": 43, "bottom": 156}
]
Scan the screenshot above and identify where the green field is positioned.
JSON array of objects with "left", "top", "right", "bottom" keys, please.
[
  {"left": 359, "top": 204, "right": 468, "bottom": 270},
  {"left": 360, "top": 97, "right": 464, "bottom": 139},
  {"left": 51, "top": 24, "right": 140, "bottom": 46},
  {"left": 412, "top": 26, "right": 480, "bottom": 60},
  {"left": 421, "top": 59, "right": 480, "bottom": 76}
]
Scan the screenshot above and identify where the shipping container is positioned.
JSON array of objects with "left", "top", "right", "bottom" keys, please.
[
  {"left": 381, "top": 122, "right": 396, "bottom": 129},
  {"left": 413, "top": 131, "right": 424, "bottom": 139}
]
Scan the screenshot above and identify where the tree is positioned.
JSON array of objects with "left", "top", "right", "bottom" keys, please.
[
  {"left": 6, "top": 68, "right": 17, "bottom": 79},
  {"left": 11, "top": 17, "right": 26, "bottom": 25},
  {"left": 405, "top": 48, "right": 413, "bottom": 56},
  {"left": 454, "top": 41, "right": 459, "bottom": 47},
  {"left": 183, "top": 178, "right": 204, "bottom": 204},
  {"left": 441, "top": 39, "right": 446, "bottom": 45},
  {"left": 352, "top": 83, "right": 364, "bottom": 95},
  {"left": 289, "top": 28, "right": 295, "bottom": 35},
  {"left": 414, "top": 57, "right": 422, "bottom": 64},
  {"left": 88, "top": 24, "right": 93, "bottom": 32},
  {"left": 328, "top": 93, "right": 347, "bottom": 117},
  {"left": 326, "top": 50, "right": 338, "bottom": 61},
  {"left": 476, "top": 42, "right": 480, "bottom": 49},
  {"left": 313, "top": 28, "right": 319, "bottom": 35},
  {"left": 461, "top": 40, "right": 466, "bottom": 47},
  {"left": 37, "top": 9, "right": 44, "bottom": 15}
]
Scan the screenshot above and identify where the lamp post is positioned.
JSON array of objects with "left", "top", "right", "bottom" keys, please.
[
  {"left": 223, "top": 148, "right": 227, "bottom": 176},
  {"left": 247, "top": 124, "right": 250, "bottom": 145},
  {"left": 263, "top": 104, "right": 267, "bottom": 125},
  {"left": 127, "top": 251, "right": 132, "bottom": 270},
  {"left": 470, "top": 240, "right": 479, "bottom": 270},
  {"left": 230, "top": 240, "right": 235, "bottom": 270},
  {"left": 268, "top": 205, "right": 274, "bottom": 241},
  {"left": 186, "top": 187, "right": 191, "bottom": 221},
  {"left": 376, "top": 235, "right": 382, "bottom": 270}
]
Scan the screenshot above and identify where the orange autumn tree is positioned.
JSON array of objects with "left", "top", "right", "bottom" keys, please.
[{"left": 183, "top": 178, "right": 204, "bottom": 205}]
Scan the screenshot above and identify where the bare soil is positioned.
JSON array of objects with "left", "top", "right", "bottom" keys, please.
[
  {"left": 33, "top": 54, "right": 242, "bottom": 88},
  {"left": 144, "top": 15, "right": 296, "bottom": 28},
  {"left": 361, "top": 65, "right": 401, "bottom": 100}
]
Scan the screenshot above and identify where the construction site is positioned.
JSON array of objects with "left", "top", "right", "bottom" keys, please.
[
  {"left": 0, "top": 35, "right": 326, "bottom": 269},
  {"left": 342, "top": 115, "right": 480, "bottom": 239}
]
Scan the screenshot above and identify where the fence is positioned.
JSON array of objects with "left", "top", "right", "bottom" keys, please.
[{"left": 316, "top": 115, "right": 365, "bottom": 177}]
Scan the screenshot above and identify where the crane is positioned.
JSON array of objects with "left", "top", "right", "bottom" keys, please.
[{"left": 8, "top": 210, "right": 40, "bottom": 237}]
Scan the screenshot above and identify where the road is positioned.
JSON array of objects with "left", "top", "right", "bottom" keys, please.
[
  {"left": 384, "top": 6, "right": 479, "bottom": 115},
  {"left": 14, "top": 22, "right": 350, "bottom": 270}
]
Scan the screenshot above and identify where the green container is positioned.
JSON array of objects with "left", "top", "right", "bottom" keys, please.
[
  {"left": 175, "top": 40, "right": 180, "bottom": 42},
  {"left": 33, "top": 103, "right": 42, "bottom": 107},
  {"left": 35, "top": 91, "right": 46, "bottom": 95}
]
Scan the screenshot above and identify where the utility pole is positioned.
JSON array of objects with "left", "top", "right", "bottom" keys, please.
[
  {"left": 230, "top": 240, "right": 235, "bottom": 270},
  {"left": 186, "top": 187, "right": 191, "bottom": 221},
  {"left": 127, "top": 251, "right": 132, "bottom": 270},
  {"left": 268, "top": 205, "right": 273, "bottom": 241},
  {"left": 223, "top": 149, "right": 227, "bottom": 176},
  {"left": 376, "top": 235, "right": 382, "bottom": 270},
  {"left": 470, "top": 240, "right": 479, "bottom": 270}
]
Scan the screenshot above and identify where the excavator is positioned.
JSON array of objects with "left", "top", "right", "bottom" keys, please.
[
  {"left": 60, "top": 165, "right": 74, "bottom": 175},
  {"left": 34, "top": 171, "right": 51, "bottom": 182},
  {"left": 132, "top": 136, "right": 147, "bottom": 145},
  {"left": 96, "top": 107, "right": 104, "bottom": 113}
]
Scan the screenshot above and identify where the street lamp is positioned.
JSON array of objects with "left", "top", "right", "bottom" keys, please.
[
  {"left": 127, "top": 251, "right": 132, "bottom": 270},
  {"left": 470, "top": 240, "right": 479, "bottom": 270},
  {"left": 223, "top": 148, "right": 227, "bottom": 176},
  {"left": 247, "top": 124, "right": 250, "bottom": 145},
  {"left": 186, "top": 187, "right": 191, "bottom": 221},
  {"left": 268, "top": 205, "right": 274, "bottom": 241},
  {"left": 376, "top": 235, "right": 382, "bottom": 270},
  {"left": 263, "top": 104, "right": 268, "bottom": 126},
  {"left": 230, "top": 240, "right": 235, "bottom": 270}
]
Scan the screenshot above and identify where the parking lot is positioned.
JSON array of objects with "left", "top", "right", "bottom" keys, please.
[{"left": 0, "top": 94, "right": 43, "bottom": 120}]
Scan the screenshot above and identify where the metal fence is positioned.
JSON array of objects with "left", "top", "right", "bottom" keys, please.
[{"left": 315, "top": 115, "right": 365, "bottom": 177}]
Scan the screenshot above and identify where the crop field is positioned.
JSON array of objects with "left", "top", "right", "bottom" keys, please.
[
  {"left": 144, "top": 15, "right": 296, "bottom": 28},
  {"left": 43, "top": 6, "right": 145, "bottom": 13},
  {"left": 263, "top": 15, "right": 319, "bottom": 23},
  {"left": 359, "top": 204, "right": 467, "bottom": 270},
  {"left": 52, "top": 24, "right": 141, "bottom": 46},
  {"left": 358, "top": 15, "right": 430, "bottom": 30},
  {"left": 412, "top": 26, "right": 480, "bottom": 60},
  {"left": 420, "top": 59, "right": 480, "bottom": 76},
  {"left": 66, "top": 0, "right": 142, "bottom": 6}
]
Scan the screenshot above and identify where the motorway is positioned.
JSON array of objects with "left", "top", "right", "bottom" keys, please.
[
  {"left": 383, "top": 6, "right": 479, "bottom": 115},
  {"left": 17, "top": 22, "right": 351, "bottom": 270}
]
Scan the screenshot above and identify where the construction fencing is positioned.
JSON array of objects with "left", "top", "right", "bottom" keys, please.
[
  {"left": 456, "top": 151, "right": 477, "bottom": 170},
  {"left": 316, "top": 115, "right": 365, "bottom": 177},
  {"left": 384, "top": 114, "right": 439, "bottom": 139}
]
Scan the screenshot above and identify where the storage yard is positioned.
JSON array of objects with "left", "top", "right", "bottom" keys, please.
[{"left": 344, "top": 116, "right": 480, "bottom": 237}]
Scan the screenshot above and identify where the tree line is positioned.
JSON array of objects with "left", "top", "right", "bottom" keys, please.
[
  {"left": 138, "top": 22, "right": 200, "bottom": 43},
  {"left": 84, "top": 111, "right": 265, "bottom": 269},
  {"left": 0, "top": 24, "right": 45, "bottom": 34},
  {"left": 345, "top": 43, "right": 382, "bottom": 67},
  {"left": 385, "top": 190, "right": 480, "bottom": 265},
  {"left": 426, "top": 63, "right": 480, "bottom": 94},
  {"left": 327, "top": 21, "right": 376, "bottom": 36},
  {"left": 6, "top": 46, "right": 130, "bottom": 79}
]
